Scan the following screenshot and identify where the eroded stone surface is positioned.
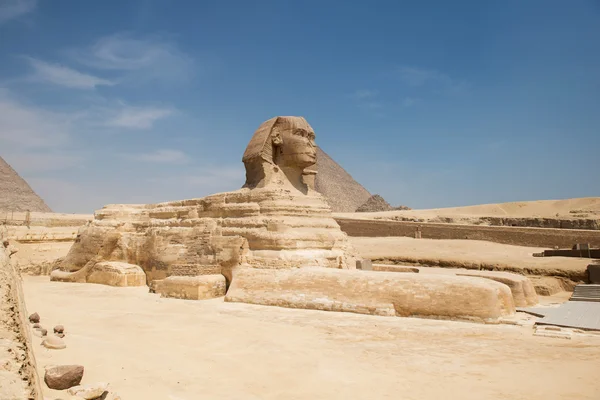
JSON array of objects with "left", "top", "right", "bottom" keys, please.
[
  {"left": 455, "top": 271, "right": 538, "bottom": 307},
  {"left": 225, "top": 267, "right": 516, "bottom": 323},
  {"left": 156, "top": 275, "right": 226, "bottom": 300}
]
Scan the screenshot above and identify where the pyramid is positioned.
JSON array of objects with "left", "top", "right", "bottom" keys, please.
[
  {"left": 314, "top": 147, "right": 371, "bottom": 212},
  {"left": 0, "top": 156, "right": 52, "bottom": 212}
]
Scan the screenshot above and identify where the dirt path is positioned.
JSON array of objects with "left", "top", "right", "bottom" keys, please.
[{"left": 23, "top": 276, "right": 600, "bottom": 400}]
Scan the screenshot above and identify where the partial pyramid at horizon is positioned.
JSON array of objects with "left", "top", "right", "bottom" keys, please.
[
  {"left": 0, "top": 156, "right": 52, "bottom": 212},
  {"left": 314, "top": 147, "right": 371, "bottom": 213}
]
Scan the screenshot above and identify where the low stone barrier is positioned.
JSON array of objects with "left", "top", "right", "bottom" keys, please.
[
  {"left": 0, "top": 248, "right": 42, "bottom": 399},
  {"left": 336, "top": 218, "right": 600, "bottom": 248}
]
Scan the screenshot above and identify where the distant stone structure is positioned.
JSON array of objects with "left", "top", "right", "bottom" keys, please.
[
  {"left": 356, "top": 194, "right": 393, "bottom": 212},
  {"left": 53, "top": 116, "right": 518, "bottom": 322},
  {"left": 0, "top": 156, "right": 52, "bottom": 212}
]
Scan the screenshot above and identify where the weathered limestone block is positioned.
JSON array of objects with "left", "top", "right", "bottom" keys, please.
[
  {"left": 225, "top": 267, "right": 515, "bottom": 323},
  {"left": 356, "top": 259, "right": 372, "bottom": 270},
  {"left": 456, "top": 270, "right": 538, "bottom": 307},
  {"left": 373, "top": 265, "right": 420, "bottom": 273},
  {"left": 87, "top": 262, "right": 146, "bottom": 287},
  {"left": 50, "top": 258, "right": 146, "bottom": 287},
  {"left": 156, "top": 275, "right": 226, "bottom": 300},
  {"left": 528, "top": 276, "right": 570, "bottom": 296}
]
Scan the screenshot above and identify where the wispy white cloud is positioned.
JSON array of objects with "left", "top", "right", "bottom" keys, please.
[
  {"left": 24, "top": 57, "right": 115, "bottom": 89},
  {"left": 397, "top": 66, "right": 469, "bottom": 93},
  {"left": 74, "top": 33, "right": 194, "bottom": 83},
  {"left": 351, "top": 89, "right": 385, "bottom": 116},
  {"left": 124, "top": 149, "right": 189, "bottom": 164},
  {"left": 106, "top": 105, "right": 175, "bottom": 129},
  {"left": 0, "top": 0, "right": 36, "bottom": 24},
  {"left": 0, "top": 89, "right": 70, "bottom": 147}
]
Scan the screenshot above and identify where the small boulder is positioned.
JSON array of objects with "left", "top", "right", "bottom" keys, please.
[
  {"left": 42, "top": 336, "right": 66, "bottom": 349},
  {"left": 32, "top": 323, "right": 41, "bottom": 329},
  {"left": 44, "top": 365, "right": 84, "bottom": 390},
  {"left": 54, "top": 325, "right": 65, "bottom": 334},
  {"left": 67, "top": 382, "right": 109, "bottom": 399},
  {"left": 33, "top": 328, "right": 48, "bottom": 338},
  {"left": 29, "top": 312, "right": 40, "bottom": 323},
  {"left": 55, "top": 332, "right": 65, "bottom": 338}
]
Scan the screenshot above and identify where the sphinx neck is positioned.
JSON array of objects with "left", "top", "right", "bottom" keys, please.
[{"left": 279, "top": 166, "right": 309, "bottom": 194}]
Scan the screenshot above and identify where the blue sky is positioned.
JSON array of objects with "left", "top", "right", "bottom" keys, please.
[{"left": 0, "top": 0, "right": 598, "bottom": 213}]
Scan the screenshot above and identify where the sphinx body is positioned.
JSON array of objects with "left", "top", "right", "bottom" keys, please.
[
  {"left": 54, "top": 117, "right": 357, "bottom": 294},
  {"left": 54, "top": 116, "right": 519, "bottom": 322}
]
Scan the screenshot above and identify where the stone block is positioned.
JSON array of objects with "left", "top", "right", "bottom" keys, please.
[
  {"left": 157, "top": 274, "right": 226, "bottom": 300},
  {"left": 225, "top": 267, "right": 515, "bottom": 323},
  {"left": 87, "top": 262, "right": 146, "bottom": 287},
  {"left": 356, "top": 259, "right": 372, "bottom": 270},
  {"left": 373, "top": 265, "right": 419, "bottom": 273},
  {"left": 456, "top": 270, "right": 538, "bottom": 307}
]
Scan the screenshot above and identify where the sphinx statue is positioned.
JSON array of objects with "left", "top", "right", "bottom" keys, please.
[
  {"left": 53, "top": 117, "right": 357, "bottom": 293},
  {"left": 52, "top": 116, "right": 518, "bottom": 323}
]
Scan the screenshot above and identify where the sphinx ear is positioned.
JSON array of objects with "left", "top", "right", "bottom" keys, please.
[{"left": 272, "top": 132, "right": 283, "bottom": 147}]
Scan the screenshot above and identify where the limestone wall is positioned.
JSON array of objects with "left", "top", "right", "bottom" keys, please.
[
  {"left": 0, "top": 248, "right": 42, "bottom": 399},
  {"left": 336, "top": 218, "right": 600, "bottom": 248},
  {"left": 0, "top": 212, "right": 90, "bottom": 275}
]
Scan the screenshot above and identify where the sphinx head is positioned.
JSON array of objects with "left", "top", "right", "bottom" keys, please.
[{"left": 242, "top": 116, "right": 317, "bottom": 190}]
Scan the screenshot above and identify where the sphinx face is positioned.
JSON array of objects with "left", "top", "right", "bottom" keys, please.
[{"left": 278, "top": 126, "right": 317, "bottom": 169}]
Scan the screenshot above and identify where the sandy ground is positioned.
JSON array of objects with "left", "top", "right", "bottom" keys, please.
[
  {"left": 337, "top": 197, "right": 600, "bottom": 221},
  {"left": 23, "top": 276, "right": 600, "bottom": 400},
  {"left": 350, "top": 237, "right": 591, "bottom": 276}
]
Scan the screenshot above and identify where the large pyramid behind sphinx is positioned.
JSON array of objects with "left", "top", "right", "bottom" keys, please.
[
  {"left": 314, "top": 147, "right": 371, "bottom": 212},
  {"left": 0, "top": 156, "right": 52, "bottom": 212}
]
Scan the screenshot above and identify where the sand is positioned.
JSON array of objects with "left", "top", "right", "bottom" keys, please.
[
  {"left": 339, "top": 197, "right": 600, "bottom": 221},
  {"left": 350, "top": 236, "right": 591, "bottom": 279},
  {"left": 23, "top": 276, "right": 600, "bottom": 400}
]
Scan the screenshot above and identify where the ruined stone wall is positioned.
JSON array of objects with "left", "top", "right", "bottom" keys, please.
[
  {"left": 0, "top": 248, "right": 42, "bottom": 399},
  {"left": 336, "top": 218, "right": 600, "bottom": 248}
]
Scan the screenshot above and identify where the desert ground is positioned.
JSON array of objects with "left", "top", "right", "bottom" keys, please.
[
  {"left": 338, "top": 197, "right": 600, "bottom": 222},
  {"left": 23, "top": 276, "right": 600, "bottom": 400},
  {"left": 350, "top": 236, "right": 590, "bottom": 274}
]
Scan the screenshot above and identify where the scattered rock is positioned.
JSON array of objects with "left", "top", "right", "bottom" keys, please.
[
  {"left": 67, "top": 382, "right": 109, "bottom": 399},
  {"left": 33, "top": 328, "right": 48, "bottom": 338},
  {"left": 54, "top": 325, "right": 65, "bottom": 334},
  {"left": 41, "top": 336, "right": 66, "bottom": 349},
  {"left": 29, "top": 312, "right": 40, "bottom": 323},
  {"left": 44, "top": 365, "right": 84, "bottom": 390}
]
